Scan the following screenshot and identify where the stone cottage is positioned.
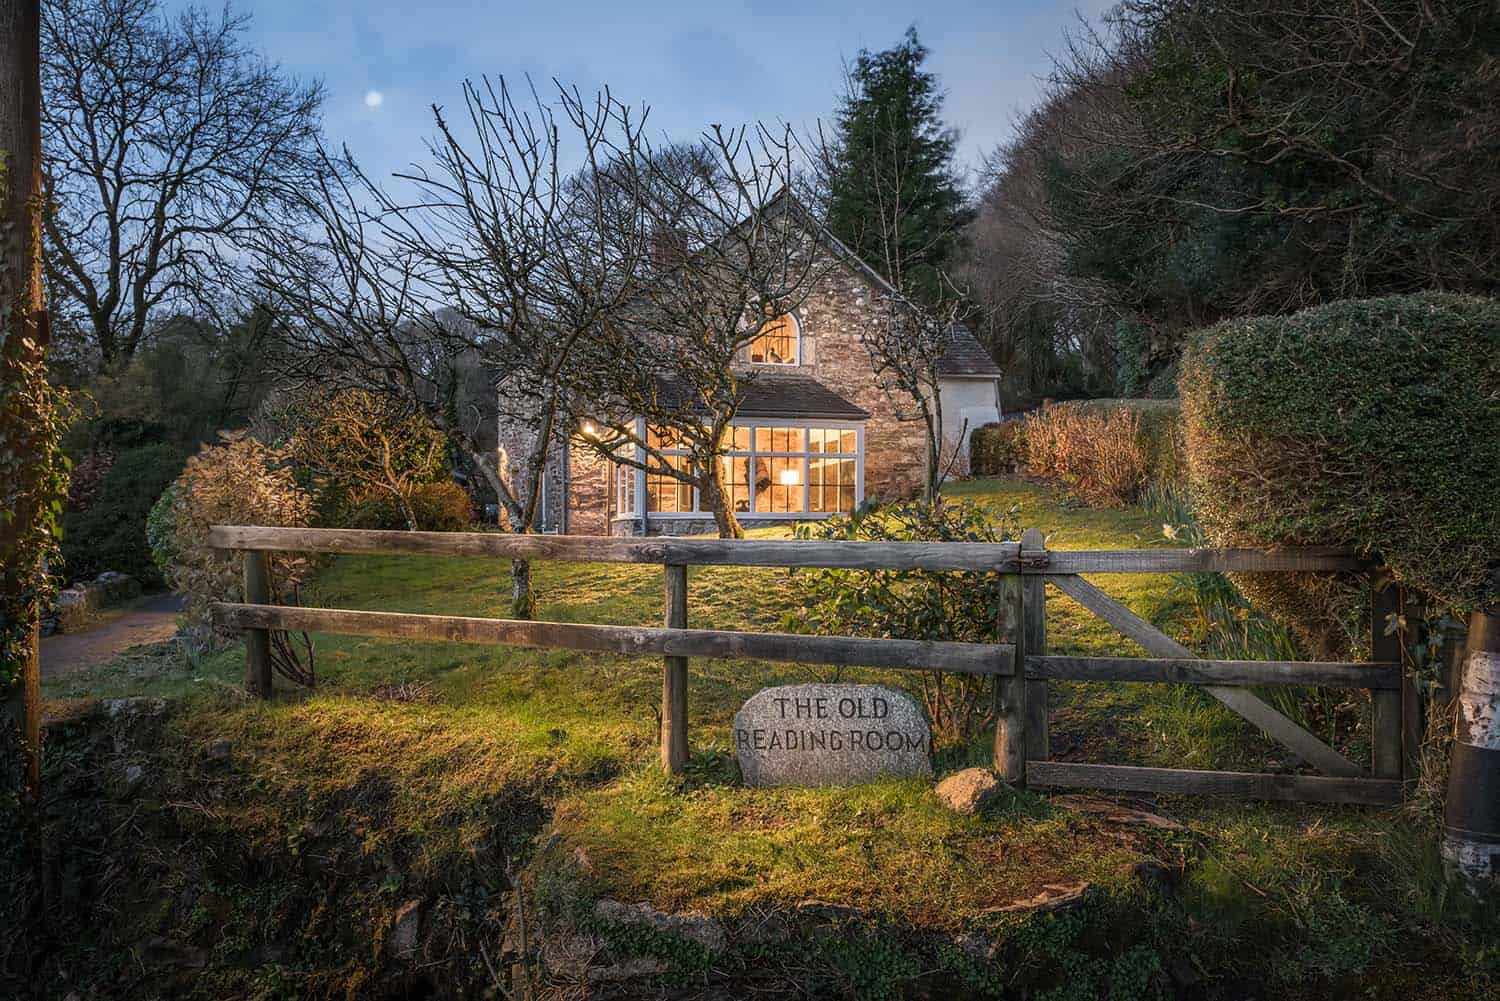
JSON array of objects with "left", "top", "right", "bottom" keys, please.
[{"left": 505, "top": 203, "right": 1003, "bottom": 537}]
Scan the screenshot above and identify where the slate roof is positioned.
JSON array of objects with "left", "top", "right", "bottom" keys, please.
[
  {"left": 938, "top": 325, "right": 1003, "bottom": 378},
  {"left": 658, "top": 372, "right": 870, "bottom": 421}
]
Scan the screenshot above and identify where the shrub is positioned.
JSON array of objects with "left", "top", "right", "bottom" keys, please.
[
  {"left": 60, "top": 443, "right": 186, "bottom": 586},
  {"left": 1014, "top": 399, "right": 1183, "bottom": 505},
  {"left": 791, "top": 498, "right": 1019, "bottom": 743},
  {"left": 162, "top": 432, "right": 313, "bottom": 635},
  {"left": 1179, "top": 293, "right": 1500, "bottom": 657},
  {"left": 348, "top": 481, "right": 473, "bottom": 532},
  {"left": 261, "top": 387, "right": 450, "bottom": 526},
  {"left": 146, "top": 484, "right": 178, "bottom": 576},
  {"left": 969, "top": 421, "right": 1024, "bottom": 476},
  {"left": 1017, "top": 403, "right": 1149, "bottom": 507}
]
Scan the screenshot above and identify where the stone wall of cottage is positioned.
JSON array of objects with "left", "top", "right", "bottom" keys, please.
[
  {"left": 566, "top": 445, "right": 612, "bottom": 536},
  {"left": 765, "top": 256, "right": 928, "bottom": 502}
]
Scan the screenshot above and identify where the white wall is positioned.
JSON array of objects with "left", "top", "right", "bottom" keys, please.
[{"left": 938, "top": 377, "right": 1002, "bottom": 473}]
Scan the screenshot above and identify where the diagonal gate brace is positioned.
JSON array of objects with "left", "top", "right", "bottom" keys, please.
[{"left": 1049, "top": 574, "right": 1364, "bottom": 778}]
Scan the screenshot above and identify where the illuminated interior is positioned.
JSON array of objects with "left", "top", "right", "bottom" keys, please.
[
  {"left": 615, "top": 422, "right": 860, "bottom": 517},
  {"left": 748, "top": 313, "right": 798, "bottom": 365}
]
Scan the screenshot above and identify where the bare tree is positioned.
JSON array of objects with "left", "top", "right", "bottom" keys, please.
[
  {"left": 41, "top": 0, "right": 325, "bottom": 367},
  {"left": 257, "top": 79, "right": 652, "bottom": 615},
  {"left": 576, "top": 131, "right": 826, "bottom": 539}
]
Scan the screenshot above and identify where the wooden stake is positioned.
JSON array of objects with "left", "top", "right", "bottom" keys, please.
[
  {"left": 1370, "top": 574, "right": 1403, "bottom": 780},
  {"left": 1021, "top": 528, "right": 1048, "bottom": 762},
  {"left": 661, "top": 564, "right": 688, "bottom": 775},
  {"left": 243, "top": 550, "right": 272, "bottom": 698},
  {"left": 993, "top": 572, "right": 1026, "bottom": 784}
]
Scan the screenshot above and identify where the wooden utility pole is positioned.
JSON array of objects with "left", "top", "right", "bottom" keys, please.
[
  {"left": 1443, "top": 606, "right": 1500, "bottom": 889},
  {"left": 1, "top": 0, "right": 46, "bottom": 809}
]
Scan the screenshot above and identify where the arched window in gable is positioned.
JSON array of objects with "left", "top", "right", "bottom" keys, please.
[{"left": 749, "top": 313, "right": 798, "bottom": 365}]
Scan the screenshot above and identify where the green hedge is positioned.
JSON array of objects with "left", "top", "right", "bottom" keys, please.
[
  {"left": 61, "top": 444, "right": 186, "bottom": 588},
  {"left": 969, "top": 422, "right": 1020, "bottom": 476},
  {"left": 1180, "top": 293, "right": 1500, "bottom": 655}
]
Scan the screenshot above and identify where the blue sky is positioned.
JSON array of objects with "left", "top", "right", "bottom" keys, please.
[{"left": 193, "top": 1, "right": 1112, "bottom": 192}]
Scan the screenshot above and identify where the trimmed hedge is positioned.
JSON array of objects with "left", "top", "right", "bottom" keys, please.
[
  {"left": 1180, "top": 293, "right": 1500, "bottom": 655},
  {"left": 969, "top": 422, "right": 1022, "bottom": 476}
]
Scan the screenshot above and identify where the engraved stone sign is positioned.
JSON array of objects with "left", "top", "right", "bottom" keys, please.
[{"left": 733, "top": 683, "right": 932, "bottom": 787}]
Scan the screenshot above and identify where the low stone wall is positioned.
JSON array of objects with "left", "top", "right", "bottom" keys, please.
[{"left": 44, "top": 571, "right": 142, "bottom": 636}]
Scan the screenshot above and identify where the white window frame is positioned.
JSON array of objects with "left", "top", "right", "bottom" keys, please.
[
  {"left": 612, "top": 416, "right": 865, "bottom": 521},
  {"left": 747, "top": 312, "right": 801, "bottom": 367}
]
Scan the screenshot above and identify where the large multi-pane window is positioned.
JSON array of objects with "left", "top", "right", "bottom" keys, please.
[
  {"left": 645, "top": 426, "right": 695, "bottom": 513},
  {"left": 748, "top": 314, "right": 798, "bottom": 365},
  {"left": 616, "top": 422, "right": 860, "bottom": 517}
]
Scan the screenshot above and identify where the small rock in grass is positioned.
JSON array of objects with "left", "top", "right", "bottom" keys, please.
[
  {"left": 388, "top": 899, "right": 422, "bottom": 959},
  {"left": 795, "top": 899, "right": 864, "bottom": 923},
  {"left": 593, "top": 899, "right": 726, "bottom": 954},
  {"left": 936, "top": 767, "right": 1004, "bottom": 815},
  {"left": 955, "top": 929, "right": 996, "bottom": 962},
  {"left": 588, "top": 957, "right": 667, "bottom": 982},
  {"left": 1050, "top": 794, "right": 1184, "bottom": 831},
  {"left": 122, "top": 765, "right": 145, "bottom": 791},
  {"left": 981, "top": 880, "right": 1092, "bottom": 916}
]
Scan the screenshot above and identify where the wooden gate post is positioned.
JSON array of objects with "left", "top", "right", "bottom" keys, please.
[
  {"left": 661, "top": 564, "right": 689, "bottom": 775},
  {"left": 994, "top": 572, "right": 1027, "bottom": 784},
  {"left": 242, "top": 550, "right": 272, "bottom": 698},
  {"left": 1021, "top": 528, "right": 1048, "bottom": 763},
  {"left": 1370, "top": 573, "right": 1404, "bottom": 780}
]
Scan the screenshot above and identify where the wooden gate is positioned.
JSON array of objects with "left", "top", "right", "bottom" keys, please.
[
  {"left": 1005, "top": 529, "right": 1417, "bottom": 805},
  {"left": 208, "top": 525, "right": 1415, "bottom": 806}
]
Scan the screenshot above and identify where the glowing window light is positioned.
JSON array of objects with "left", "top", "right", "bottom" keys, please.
[{"left": 778, "top": 467, "right": 800, "bottom": 486}]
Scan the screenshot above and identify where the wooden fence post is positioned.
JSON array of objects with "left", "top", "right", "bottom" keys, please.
[
  {"left": 662, "top": 564, "right": 689, "bottom": 775},
  {"left": 1021, "top": 528, "right": 1048, "bottom": 763},
  {"left": 243, "top": 550, "right": 272, "bottom": 698},
  {"left": 1370, "top": 572, "right": 1403, "bottom": 780},
  {"left": 994, "top": 572, "right": 1027, "bottom": 784}
]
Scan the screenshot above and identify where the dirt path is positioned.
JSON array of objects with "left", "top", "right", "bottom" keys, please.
[{"left": 40, "top": 592, "right": 186, "bottom": 678}]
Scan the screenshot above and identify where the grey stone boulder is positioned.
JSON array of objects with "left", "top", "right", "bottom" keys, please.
[
  {"left": 592, "top": 899, "right": 726, "bottom": 954},
  {"left": 92, "top": 571, "right": 141, "bottom": 606},
  {"left": 54, "top": 587, "right": 98, "bottom": 632},
  {"left": 936, "top": 767, "right": 1004, "bottom": 815}
]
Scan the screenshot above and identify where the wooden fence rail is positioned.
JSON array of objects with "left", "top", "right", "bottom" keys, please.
[{"left": 209, "top": 524, "right": 1410, "bottom": 806}]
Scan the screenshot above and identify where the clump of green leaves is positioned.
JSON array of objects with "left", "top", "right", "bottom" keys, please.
[
  {"left": 0, "top": 152, "right": 71, "bottom": 688},
  {"left": 791, "top": 498, "right": 1017, "bottom": 742},
  {"left": 1180, "top": 293, "right": 1500, "bottom": 657}
]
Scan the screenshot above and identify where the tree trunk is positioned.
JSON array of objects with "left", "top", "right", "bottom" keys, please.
[
  {"left": 1443, "top": 604, "right": 1500, "bottom": 890},
  {"left": 699, "top": 462, "right": 743, "bottom": 539},
  {"left": 510, "top": 557, "right": 535, "bottom": 619},
  {"left": 1, "top": 0, "right": 48, "bottom": 922}
]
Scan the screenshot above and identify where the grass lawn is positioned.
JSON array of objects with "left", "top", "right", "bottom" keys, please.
[{"left": 33, "top": 477, "right": 1497, "bottom": 999}]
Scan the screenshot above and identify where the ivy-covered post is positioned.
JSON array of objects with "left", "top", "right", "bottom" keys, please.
[{"left": 1, "top": 0, "right": 52, "bottom": 811}]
